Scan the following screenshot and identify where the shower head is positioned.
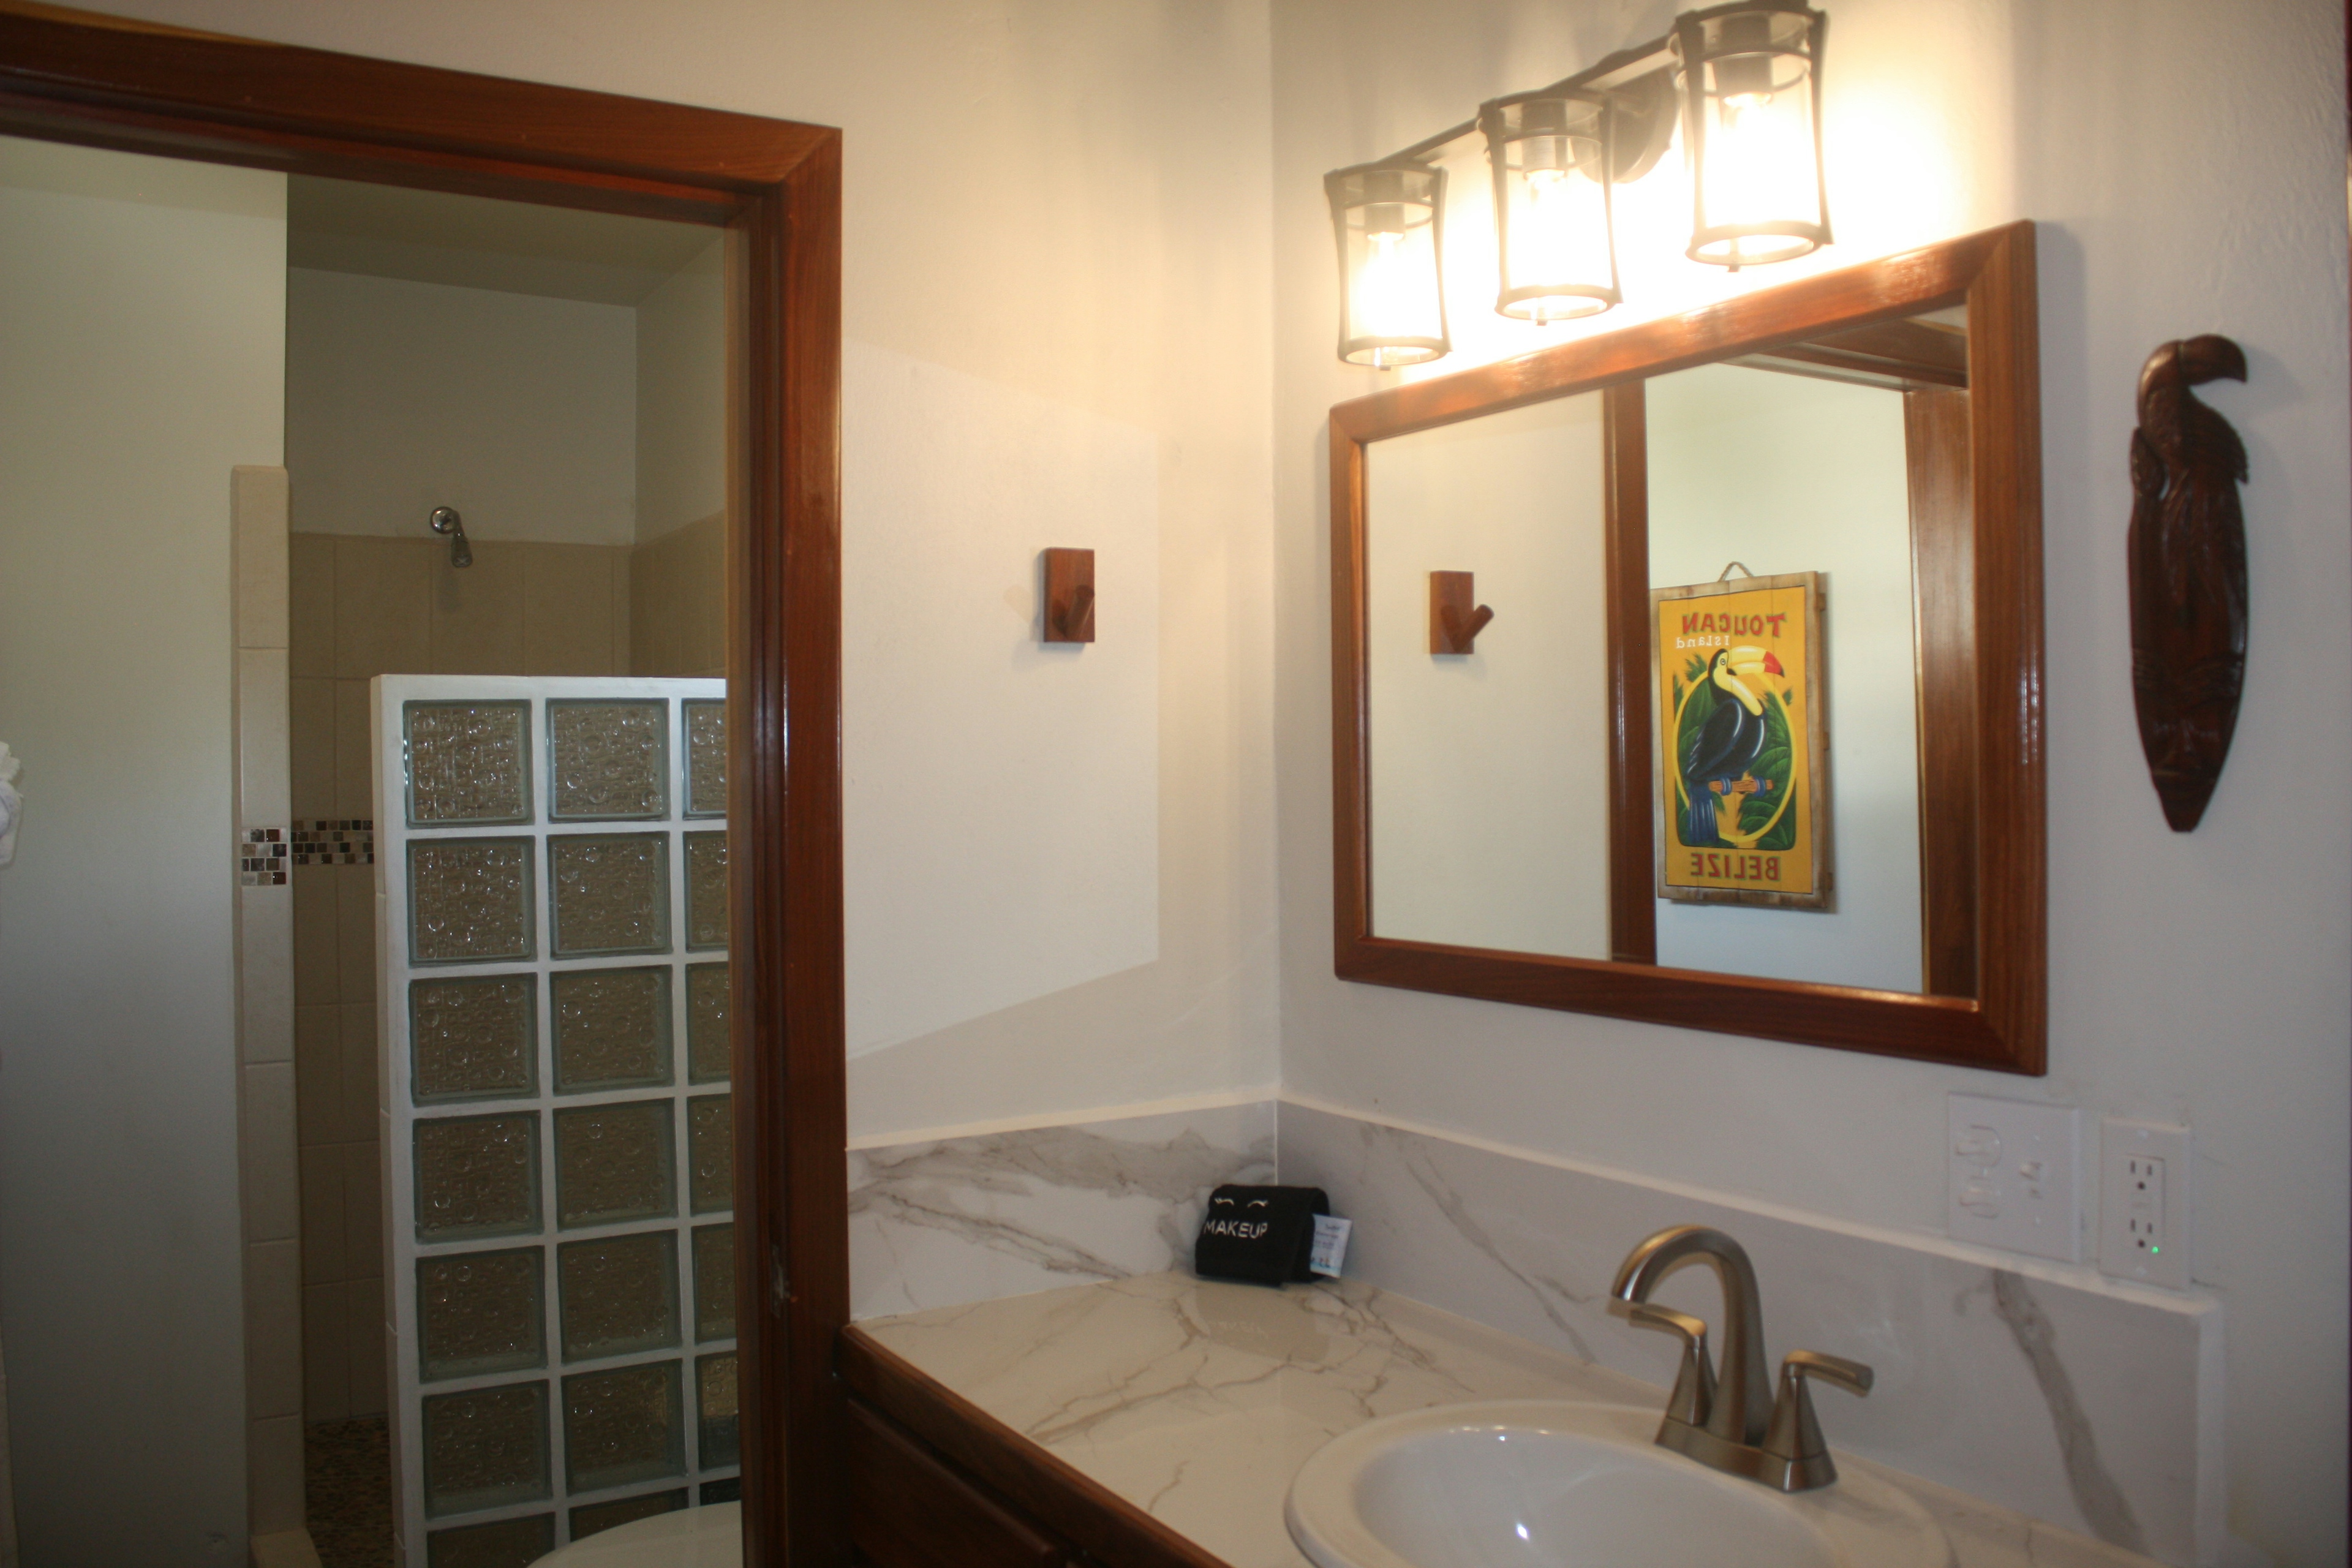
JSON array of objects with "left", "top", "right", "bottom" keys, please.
[{"left": 429, "top": 506, "right": 472, "bottom": 568}]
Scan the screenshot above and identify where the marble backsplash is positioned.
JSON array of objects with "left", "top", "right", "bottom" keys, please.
[
  {"left": 848, "top": 1099, "right": 1276, "bottom": 1319},
  {"left": 1276, "top": 1096, "right": 2233, "bottom": 1568}
]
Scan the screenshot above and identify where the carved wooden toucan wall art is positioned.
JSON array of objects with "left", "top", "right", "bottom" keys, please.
[{"left": 2128, "top": 334, "right": 2249, "bottom": 832}]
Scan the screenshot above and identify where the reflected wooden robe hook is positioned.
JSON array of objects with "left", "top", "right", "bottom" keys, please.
[
  {"left": 1430, "top": 571, "right": 1494, "bottom": 655},
  {"left": 1042, "top": 548, "right": 1096, "bottom": 644}
]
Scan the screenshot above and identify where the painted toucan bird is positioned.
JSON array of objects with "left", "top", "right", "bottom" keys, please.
[{"left": 1682, "top": 645, "right": 1784, "bottom": 847}]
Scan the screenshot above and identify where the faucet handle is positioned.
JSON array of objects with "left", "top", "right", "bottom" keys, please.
[
  {"left": 1616, "top": 1300, "right": 1716, "bottom": 1428},
  {"left": 1762, "top": 1349, "right": 1874, "bottom": 1492}
]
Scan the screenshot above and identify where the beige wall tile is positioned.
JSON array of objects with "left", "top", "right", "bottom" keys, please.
[
  {"left": 244, "top": 1238, "right": 303, "bottom": 1421},
  {"left": 346, "top": 1276, "right": 388, "bottom": 1417},
  {"left": 332, "top": 679, "right": 375, "bottom": 821},
  {"left": 241, "top": 1061, "right": 300, "bottom": 1243},
  {"left": 523, "top": 542, "right": 617, "bottom": 676},
  {"left": 335, "top": 864, "right": 377, "bottom": 1008},
  {"left": 289, "top": 677, "right": 336, "bottom": 823},
  {"left": 339, "top": 1003, "right": 380, "bottom": 1137},
  {"left": 333, "top": 535, "right": 432, "bottom": 680},
  {"left": 234, "top": 466, "right": 291, "bottom": 652},
  {"left": 630, "top": 535, "right": 680, "bottom": 676},
  {"left": 247, "top": 1412, "right": 306, "bottom": 1535},
  {"left": 302, "top": 1281, "right": 350, "bottom": 1423},
  {"left": 299, "top": 1142, "right": 346, "bottom": 1286},
  {"left": 342, "top": 1140, "right": 383, "bottom": 1284},
  {"left": 608, "top": 547, "right": 631, "bottom": 674},
  {"left": 295, "top": 1005, "right": 346, "bottom": 1148},
  {"left": 292, "top": 865, "right": 339, "bottom": 1007},
  {"left": 429, "top": 540, "right": 526, "bottom": 674},
  {"left": 239, "top": 886, "right": 295, "bottom": 1066},
  {"left": 238, "top": 647, "right": 293, "bottom": 825},
  {"left": 685, "top": 513, "right": 727, "bottom": 675},
  {"left": 289, "top": 532, "right": 335, "bottom": 680}
]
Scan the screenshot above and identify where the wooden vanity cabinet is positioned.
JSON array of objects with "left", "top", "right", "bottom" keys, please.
[{"left": 848, "top": 1400, "right": 1069, "bottom": 1568}]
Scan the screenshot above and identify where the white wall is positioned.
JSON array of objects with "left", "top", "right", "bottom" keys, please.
[
  {"left": 286, "top": 266, "right": 637, "bottom": 543},
  {"left": 112, "top": 0, "right": 1282, "bottom": 1142},
  {"left": 1648, "top": 362, "right": 1922, "bottom": 993},
  {"left": 0, "top": 135, "right": 286, "bottom": 1566},
  {"left": 634, "top": 236, "right": 726, "bottom": 543},
  {"left": 1364, "top": 391, "right": 1613, "bottom": 958},
  {"left": 1273, "top": 3, "right": 2348, "bottom": 1564}
]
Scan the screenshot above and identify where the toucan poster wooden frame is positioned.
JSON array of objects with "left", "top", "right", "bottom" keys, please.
[
  {"left": 1330, "top": 222, "right": 2045, "bottom": 1075},
  {"left": 1652, "top": 570, "right": 1829, "bottom": 910}
]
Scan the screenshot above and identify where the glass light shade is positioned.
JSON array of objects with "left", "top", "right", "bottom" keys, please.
[
  {"left": 1674, "top": 2, "right": 1830, "bottom": 269},
  {"left": 1480, "top": 90, "right": 1619, "bottom": 323},
  {"left": 1325, "top": 161, "right": 1449, "bottom": 368}
]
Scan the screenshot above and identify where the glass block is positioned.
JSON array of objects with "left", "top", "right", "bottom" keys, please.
[
  {"left": 557, "top": 1230, "right": 679, "bottom": 1363},
  {"left": 554, "top": 1100, "right": 674, "bottom": 1229},
  {"left": 413, "top": 1112, "right": 540, "bottom": 1242},
  {"left": 549, "top": 834, "right": 669, "bottom": 957},
  {"left": 701, "top": 1477, "right": 742, "bottom": 1505},
  {"left": 688, "top": 1095, "right": 733, "bottom": 1216},
  {"left": 549, "top": 699, "right": 668, "bottom": 821},
  {"left": 571, "top": 1489, "right": 686, "bottom": 1542},
  {"left": 417, "top": 1247, "right": 545, "bottom": 1382},
  {"left": 562, "top": 1360, "right": 685, "bottom": 1493},
  {"left": 420, "top": 1380, "right": 549, "bottom": 1517},
  {"left": 410, "top": 976, "right": 536, "bottom": 1106},
  {"left": 425, "top": 1513, "right": 554, "bottom": 1568},
  {"left": 698, "top": 1352, "right": 739, "bottom": 1469},
  {"left": 406, "top": 701, "right": 531, "bottom": 827},
  {"left": 551, "top": 967, "right": 672, "bottom": 1094},
  {"left": 684, "top": 699, "right": 726, "bottom": 818},
  {"left": 685, "top": 832, "right": 728, "bottom": 951},
  {"left": 692, "top": 1223, "right": 735, "bottom": 1343},
  {"left": 409, "top": 839, "right": 535, "bottom": 965},
  {"left": 685, "top": 963, "right": 729, "bottom": 1085}
]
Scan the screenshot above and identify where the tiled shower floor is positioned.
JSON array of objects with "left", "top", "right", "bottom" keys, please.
[{"left": 306, "top": 1417, "right": 395, "bottom": 1568}]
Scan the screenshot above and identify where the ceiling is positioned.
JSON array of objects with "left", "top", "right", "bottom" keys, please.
[{"left": 287, "top": 175, "right": 717, "bottom": 305}]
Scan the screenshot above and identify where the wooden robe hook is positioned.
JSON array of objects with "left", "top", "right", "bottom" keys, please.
[{"left": 1430, "top": 571, "right": 1494, "bottom": 655}]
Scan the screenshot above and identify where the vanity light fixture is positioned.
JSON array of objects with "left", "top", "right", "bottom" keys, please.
[{"left": 1325, "top": 1, "right": 1831, "bottom": 366}]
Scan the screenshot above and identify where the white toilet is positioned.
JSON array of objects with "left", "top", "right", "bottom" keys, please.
[{"left": 533, "top": 1501, "right": 742, "bottom": 1567}]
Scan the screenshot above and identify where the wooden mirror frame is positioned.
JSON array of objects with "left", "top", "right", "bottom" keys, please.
[
  {"left": 0, "top": 7, "right": 850, "bottom": 1561},
  {"left": 1331, "top": 222, "right": 2045, "bottom": 1074}
]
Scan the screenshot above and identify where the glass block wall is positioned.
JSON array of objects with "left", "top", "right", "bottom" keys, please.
[{"left": 375, "top": 676, "right": 734, "bottom": 1567}]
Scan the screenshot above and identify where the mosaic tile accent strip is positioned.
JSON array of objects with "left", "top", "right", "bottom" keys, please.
[
  {"left": 684, "top": 699, "right": 727, "bottom": 818},
  {"left": 410, "top": 975, "right": 537, "bottom": 1106},
  {"left": 562, "top": 1361, "right": 684, "bottom": 1494},
  {"left": 417, "top": 1247, "right": 545, "bottom": 1383},
  {"left": 684, "top": 832, "right": 728, "bottom": 951},
  {"left": 551, "top": 967, "right": 671, "bottom": 1095},
  {"left": 239, "top": 826, "right": 289, "bottom": 886},
  {"left": 688, "top": 1094, "right": 733, "bottom": 1216},
  {"left": 548, "top": 700, "right": 668, "bottom": 821},
  {"left": 570, "top": 1489, "right": 686, "bottom": 1543},
  {"left": 557, "top": 1230, "right": 680, "bottom": 1363},
  {"left": 409, "top": 838, "right": 535, "bottom": 965},
  {"left": 424, "top": 1510, "right": 554, "bottom": 1568},
  {"left": 685, "top": 963, "right": 729, "bottom": 1085},
  {"left": 419, "top": 1380, "right": 549, "bottom": 1518},
  {"left": 692, "top": 1223, "right": 735, "bottom": 1343},
  {"left": 549, "top": 834, "right": 669, "bottom": 957},
  {"left": 293, "top": 818, "right": 375, "bottom": 867},
  {"left": 405, "top": 701, "right": 532, "bottom": 827},
  {"left": 413, "top": 1112, "right": 540, "bottom": 1242},
  {"left": 554, "top": 1100, "right": 675, "bottom": 1229},
  {"left": 696, "top": 1352, "right": 739, "bottom": 1469}
]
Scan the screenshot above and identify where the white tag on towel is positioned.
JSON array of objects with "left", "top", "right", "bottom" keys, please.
[{"left": 1308, "top": 1214, "right": 1352, "bottom": 1278}]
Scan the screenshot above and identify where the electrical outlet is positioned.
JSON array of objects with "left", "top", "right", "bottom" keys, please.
[
  {"left": 2100, "top": 1121, "right": 2190, "bottom": 1289},
  {"left": 1946, "top": 1094, "right": 2080, "bottom": 1262}
]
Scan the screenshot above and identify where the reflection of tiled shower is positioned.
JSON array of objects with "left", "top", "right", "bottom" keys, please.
[{"left": 374, "top": 676, "right": 734, "bottom": 1565}]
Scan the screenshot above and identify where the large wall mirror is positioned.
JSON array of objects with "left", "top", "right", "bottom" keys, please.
[{"left": 1332, "top": 223, "right": 2044, "bottom": 1072}]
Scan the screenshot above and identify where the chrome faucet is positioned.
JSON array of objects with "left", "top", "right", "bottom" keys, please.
[{"left": 1610, "top": 1224, "right": 1874, "bottom": 1493}]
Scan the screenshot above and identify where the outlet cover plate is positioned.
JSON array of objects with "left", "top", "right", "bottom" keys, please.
[
  {"left": 2100, "top": 1119, "right": 2191, "bottom": 1289},
  {"left": 1946, "top": 1094, "right": 2081, "bottom": 1262}
]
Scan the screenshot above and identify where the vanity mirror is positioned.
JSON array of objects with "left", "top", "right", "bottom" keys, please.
[{"left": 1332, "top": 222, "right": 2043, "bottom": 1072}]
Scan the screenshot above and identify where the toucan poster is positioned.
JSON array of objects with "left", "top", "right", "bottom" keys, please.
[{"left": 1651, "top": 570, "right": 1830, "bottom": 910}]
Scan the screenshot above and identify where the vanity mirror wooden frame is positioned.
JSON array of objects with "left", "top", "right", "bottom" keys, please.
[{"left": 1330, "top": 222, "right": 2045, "bottom": 1074}]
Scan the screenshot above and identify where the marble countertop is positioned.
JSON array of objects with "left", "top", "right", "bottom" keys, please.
[{"left": 857, "top": 1271, "right": 2170, "bottom": 1568}]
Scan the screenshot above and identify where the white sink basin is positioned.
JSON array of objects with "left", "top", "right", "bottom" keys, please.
[{"left": 1285, "top": 1403, "right": 1947, "bottom": 1568}]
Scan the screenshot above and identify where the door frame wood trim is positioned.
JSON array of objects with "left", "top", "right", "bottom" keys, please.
[{"left": 0, "top": 6, "right": 848, "bottom": 1561}]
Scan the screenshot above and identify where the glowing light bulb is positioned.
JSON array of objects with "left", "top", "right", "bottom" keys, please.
[
  {"left": 1356, "top": 228, "right": 1418, "bottom": 364},
  {"left": 1702, "top": 80, "right": 1815, "bottom": 265}
]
